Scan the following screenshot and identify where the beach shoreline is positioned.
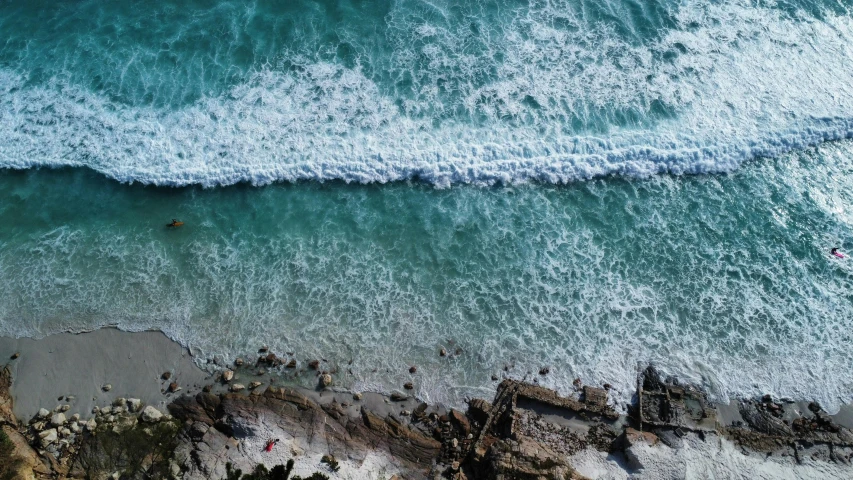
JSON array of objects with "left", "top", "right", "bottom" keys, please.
[{"left": 1, "top": 327, "right": 853, "bottom": 479}]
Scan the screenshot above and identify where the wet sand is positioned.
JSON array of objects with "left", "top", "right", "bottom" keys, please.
[{"left": 0, "top": 328, "right": 211, "bottom": 422}]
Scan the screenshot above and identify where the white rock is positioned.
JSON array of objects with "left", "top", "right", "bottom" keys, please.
[
  {"left": 230, "top": 384, "right": 245, "bottom": 392},
  {"left": 50, "top": 413, "right": 66, "bottom": 427},
  {"left": 113, "top": 398, "right": 127, "bottom": 407},
  {"left": 37, "top": 408, "right": 50, "bottom": 418},
  {"left": 106, "top": 415, "right": 116, "bottom": 423},
  {"left": 102, "top": 384, "right": 112, "bottom": 392},
  {"left": 248, "top": 381, "right": 262, "bottom": 389},
  {"left": 112, "top": 406, "right": 123, "bottom": 414},
  {"left": 127, "top": 398, "right": 143, "bottom": 412},
  {"left": 319, "top": 373, "right": 332, "bottom": 387},
  {"left": 39, "top": 429, "right": 57, "bottom": 446},
  {"left": 59, "top": 428, "right": 71, "bottom": 437},
  {"left": 70, "top": 422, "right": 82, "bottom": 434},
  {"left": 59, "top": 405, "right": 70, "bottom": 412},
  {"left": 32, "top": 421, "right": 46, "bottom": 431},
  {"left": 86, "top": 419, "right": 97, "bottom": 432},
  {"left": 140, "top": 406, "right": 163, "bottom": 423},
  {"left": 222, "top": 370, "right": 234, "bottom": 382},
  {"left": 92, "top": 406, "right": 100, "bottom": 414}
]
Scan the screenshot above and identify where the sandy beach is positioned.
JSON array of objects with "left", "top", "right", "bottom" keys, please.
[{"left": 0, "top": 328, "right": 211, "bottom": 422}]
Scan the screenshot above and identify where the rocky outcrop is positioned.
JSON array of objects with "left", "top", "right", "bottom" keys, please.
[
  {"left": 169, "top": 385, "right": 442, "bottom": 479},
  {"left": 4, "top": 359, "right": 853, "bottom": 479}
]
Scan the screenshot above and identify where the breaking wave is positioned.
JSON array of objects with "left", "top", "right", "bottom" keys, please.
[{"left": 1, "top": 0, "right": 853, "bottom": 186}]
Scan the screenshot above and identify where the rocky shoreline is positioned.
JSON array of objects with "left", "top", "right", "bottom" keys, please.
[{"left": 0, "top": 337, "right": 852, "bottom": 479}]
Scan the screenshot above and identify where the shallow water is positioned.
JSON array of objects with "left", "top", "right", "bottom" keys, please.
[
  {"left": 2, "top": 142, "right": 853, "bottom": 409},
  {"left": 2, "top": 0, "right": 853, "bottom": 409}
]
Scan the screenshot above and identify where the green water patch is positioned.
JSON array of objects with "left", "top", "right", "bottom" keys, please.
[{"left": 2, "top": 141, "right": 853, "bottom": 408}]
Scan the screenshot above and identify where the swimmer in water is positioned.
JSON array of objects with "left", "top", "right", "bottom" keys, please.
[
  {"left": 167, "top": 219, "right": 183, "bottom": 228},
  {"left": 831, "top": 247, "right": 845, "bottom": 258}
]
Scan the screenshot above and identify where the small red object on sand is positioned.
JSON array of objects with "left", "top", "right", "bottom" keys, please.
[{"left": 265, "top": 440, "right": 275, "bottom": 452}]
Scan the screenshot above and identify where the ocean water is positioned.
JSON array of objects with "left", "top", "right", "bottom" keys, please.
[{"left": 1, "top": 0, "right": 853, "bottom": 410}]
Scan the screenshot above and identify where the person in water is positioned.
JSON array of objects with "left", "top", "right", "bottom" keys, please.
[
  {"left": 168, "top": 219, "right": 182, "bottom": 227},
  {"left": 831, "top": 247, "right": 845, "bottom": 258}
]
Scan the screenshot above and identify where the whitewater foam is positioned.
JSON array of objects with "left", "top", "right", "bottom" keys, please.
[{"left": 2, "top": 1, "right": 853, "bottom": 186}]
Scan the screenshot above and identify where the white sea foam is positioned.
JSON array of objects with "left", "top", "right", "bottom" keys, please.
[
  {"left": 1, "top": 1, "right": 853, "bottom": 186},
  {"left": 3, "top": 0, "right": 853, "bottom": 415}
]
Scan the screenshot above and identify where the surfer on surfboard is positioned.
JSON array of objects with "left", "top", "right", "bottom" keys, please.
[
  {"left": 831, "top": 247, "right": 844, "bottom": 258},
  {"left": 167, "top": 219, "right": 184, "bottom": 228}
]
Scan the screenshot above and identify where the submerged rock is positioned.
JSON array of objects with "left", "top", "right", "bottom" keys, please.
[
  {"left": 319, "top": 374, "right": 332, "bottom": 388},
  {"left": 222, "top": 370, "right": 234, "bottom": 382}
]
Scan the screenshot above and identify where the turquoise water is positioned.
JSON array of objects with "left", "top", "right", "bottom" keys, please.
[{"left": 2, "top": 0, "right": 853, "bottom": 408}]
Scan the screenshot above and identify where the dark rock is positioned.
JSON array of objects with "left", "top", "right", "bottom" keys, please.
[
  {"left": 491, "top": 374, "right": 499, "bottom": 381},
  {"left": 285, "top": 359, "right": 297, "bottom": 368},
  {"left": 739, "top": 402, "right": 793, "bottom": 437},
  {"left": 391, "top": 391, "right": 409, "bottom": 402},
  {"left": 404, "top": 382, "right": 414, "bottom": 390},
  {"left": 603, "top": 383, "right": 612, "bottom": 390},
  {"left": 10, "top": 353, "right": 19, "bottom": 360},
  {"left": 409, "top": 366, "right": 417, "bottom": 374},
  {"left": 439, "top": 348, "right": 447, "bottom": 357},
  {"left": 539, "top": 367, "right": 550, "bottom": 375},
  {"left": 641, "top": 366, "right": 667, "bottom": 392},
  {"left": 450, "top": 409, "right": 471, "bottom": 435},
  {"left": 161, "top": 372, "right": 172, "bottom": 380},
  {"left": 168, "top": 382, "right": 181, "bottom": 393},
  {"left": 259, "top": 346, "right": 269, "bottom": 353},
  {"left": 467, "top": 398, "right": 492, "bottom": 424},
  {"left": 308, "top": 360, "right": 320, "bottom": 370},
  {"left": 583, "top": 386, "right": 608, "bottom": 408}
]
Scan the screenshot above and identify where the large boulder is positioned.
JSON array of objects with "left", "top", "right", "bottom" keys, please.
[
  {"left": 38, "top": 428, "right": 58, "bottom": 447},
  {"left": 50, "top": 413, "right": 66, "bottom": 427},
  {"left": 127, "top": 398, "right": 143, "bottom": 413},
  {"left": 140, "top": 406, "right": 163, "bottom": 423}
]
